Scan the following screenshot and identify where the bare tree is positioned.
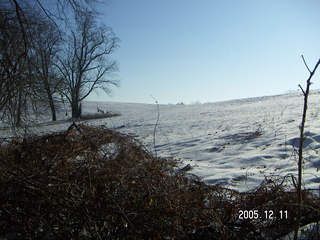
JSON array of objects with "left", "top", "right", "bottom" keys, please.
[
  {"left": 32, "top": 17, "right": 63, "bottom": 121},
  {"left": 0, "top": 0, "right": 107, "bottom": 127},
  {"left": 57, "top": 11, "right": 119, "bottom": 119},
  {"left": 0, "top": 4, "right": 33, "bottom": 127},
  {"left": 0, "top": 3, "right": 63, "bottom": 126},
  {"left": 294, "top": 56, "right": 320, "bottom": 240}
]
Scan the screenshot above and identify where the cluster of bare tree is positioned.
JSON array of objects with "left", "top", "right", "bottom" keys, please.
[{"left": 0, "top": 0, "right": 119, "bottom": 127}]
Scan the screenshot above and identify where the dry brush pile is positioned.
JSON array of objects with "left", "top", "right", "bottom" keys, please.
[{"left": 0, "top": 124, "right": 320, "bottom": 239}]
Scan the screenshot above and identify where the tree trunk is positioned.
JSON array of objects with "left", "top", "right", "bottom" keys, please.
[
  {"left": 43, "top": 80, "right": 57, "bottom": 121},
  {"left": 15, "top": 91, "right": 22, "bottom": 127},
  {"left": 71, "top": 101, "right": 79, "bottom": 119},
  {"left": 46, "top": 87, "right": 57, "bottom": 121},
  {"left": 49, "top": 96, "right": 57, "bottom": 121},
  {"left": 78, "top": 102, "right": 82, "bottom": 119}
]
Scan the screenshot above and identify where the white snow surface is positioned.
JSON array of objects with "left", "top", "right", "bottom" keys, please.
[{"left": 3, "top": 91, "right": 320, "bottom": 193}]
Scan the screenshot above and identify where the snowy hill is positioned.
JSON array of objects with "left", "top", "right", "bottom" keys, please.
[
  {"left": 82, "top": 91, "right": 320, "bottom": 193},
  {"left": 3, "top": 91, "right": 320, "bottom": 193}
]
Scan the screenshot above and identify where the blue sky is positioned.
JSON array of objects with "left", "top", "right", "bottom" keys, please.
[{"left": 87, "top": 0, "right": 320, "bottom": 104}]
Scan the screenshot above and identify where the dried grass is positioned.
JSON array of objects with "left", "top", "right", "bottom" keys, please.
[
  {"left": 0, "top": 124, "right": 320, "bottom": 239},
  {"left": 80, "top": 112, "right": 120, "bottom": 120}
]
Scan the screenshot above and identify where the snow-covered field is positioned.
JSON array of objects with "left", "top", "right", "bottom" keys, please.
[{"left": 3, "top": 91, "right": 320, "bottom": 193}]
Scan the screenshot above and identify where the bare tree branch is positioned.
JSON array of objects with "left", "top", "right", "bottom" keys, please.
[
  {"left": 298, "top": 84, "right": 306, "bottom": 96},
  {"left": 301, "top": 55, "right": 311, "bottom": 74}
]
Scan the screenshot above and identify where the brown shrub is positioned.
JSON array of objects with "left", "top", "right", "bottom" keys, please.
[{"left": 0, "top": 124, "right": 319, "bottom": 239}]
